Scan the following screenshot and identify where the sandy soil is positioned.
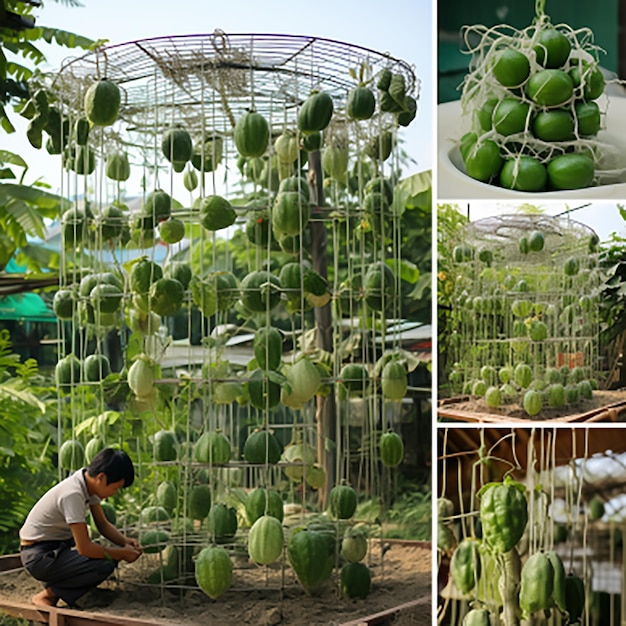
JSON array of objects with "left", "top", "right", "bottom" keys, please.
[
  {"left": 0, "top": 542, "right": 431, "bottom": 626},
  {"left": 438, "top": 389, "right": 626, "bottom": 422}
]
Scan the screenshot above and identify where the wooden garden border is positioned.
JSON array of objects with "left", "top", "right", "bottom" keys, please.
[
  {"left": 0, "top": 542, "right": 432, "bottom": 626},
  {"left": 438, "top": 396, "right": 626, "bottom": 423}
]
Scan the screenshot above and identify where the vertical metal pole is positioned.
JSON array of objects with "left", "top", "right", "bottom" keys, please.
[{"left": 308, "top": 150, "right": 336, "bottom": 509}]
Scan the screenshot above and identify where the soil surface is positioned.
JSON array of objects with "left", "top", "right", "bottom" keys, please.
[
  {"left": 0, "top": 542, "right": 431, "bottom": 626},
  {"left": 438, "top": 389, "right": 626, "bottom": 422}
]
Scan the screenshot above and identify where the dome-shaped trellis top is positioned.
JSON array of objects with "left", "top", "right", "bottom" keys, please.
[
  {"left": 456, "top": 214, "right": 599, "bottom": 264},
  {"left": 51, "top": 31, "right": 418, "bottom": 143}
]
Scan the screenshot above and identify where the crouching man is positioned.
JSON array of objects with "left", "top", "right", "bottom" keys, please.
[{"left": 19, "top": 448, "right": 142, "bottom": 607}]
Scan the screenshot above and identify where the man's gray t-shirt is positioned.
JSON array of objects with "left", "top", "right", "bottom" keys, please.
[{"left": 19, "top": 469, "right": 101, "bottom": 542}]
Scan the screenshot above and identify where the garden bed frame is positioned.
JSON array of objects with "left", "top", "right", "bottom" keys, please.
[
  {"left": 0, "top": 545, "right": 431, "bottom": 626},
  {"left": 437, "top": 396, "right": 626, "bottom": 423}
]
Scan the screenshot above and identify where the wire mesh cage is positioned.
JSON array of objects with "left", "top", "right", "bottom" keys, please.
[
  {"left": 43, "top": 30, "right": 422, "bottom": 604},
  {"left": 444, "top": 213, "right": 602, "bottom": 419}
]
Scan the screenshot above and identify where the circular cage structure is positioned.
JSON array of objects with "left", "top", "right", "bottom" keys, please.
[
  {"left": 43, "top": 32, "right": 422, "bottom": 609},
  {"left": 445, "top": 214, "right": 602, "bottom": 419}
]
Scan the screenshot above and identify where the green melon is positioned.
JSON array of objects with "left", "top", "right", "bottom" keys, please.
[
  {"left": 346, "top": 86, "right": 376, "bottom": 121},
  {"left": 84, "top": 437, "right": 104, "bottom": 463},
  {"left": 281, "top": 442, "right": 316, "bottom": 481},
  {"left": 279, "top": 175, "right": 311, "bottom": 202},
  {"left": 272, "top": 191, "right": 310, "bottom": 237},
  {"left": 183, "top": 167, "right": 199, "bottom": 191},
  {"left": 90, "top": 283, "right": 123, "bottom": 314},
  {"left": 193, "top": 431, "right": 231, "bottom": 465},
  {"left": 381, "top": 360, "right": 408, "bottom": 400},
  {"left": 240, "top": 270, "right": 282, "bottom": 312},
  {"left": 248, "top": 368, "right": 281, "bottom": 411},
  {"left": 61, "top": 208, "right": 88, "bottom": 249},
  {"left": 165, "top": 262, "right": 192, "bottom": 290},
  {"left": 234, "top": 111, "right": 270, "bottom": 158},
  {"left": 128, "top": 356, "right": 154, "bottom": 397},
  {"left": 379, "top": 431, "right": 404, "bottom": 467},
  {"left": 161, "top": 126, "right": 193, "bottom": 166},
  {"left": 253, "top": 326, "right": 283, "bottom": 371},
  {"left": 339, "top": 363, "right": 369, "bottom": 394},
  {"left": 245, "top": 211, "right": 273, "bottom": 247},
  {"left": 523, "top": 389, "right": 543, "bottom": 416},
  {"left": 156, "top": 481, "right": 178, "bottom": 514},
  {"left": 105, "top": 152, "right": 131, "bottom": 181},
  {"left": 341, "top": 528, "right": 368, "bottom": 563},
  {"left": 287, "top": 529, "right": 333, "bottom": 593},
  {"left": 245, "top": 488, "right": 284, "bottom": 525},
  {"left": 274, "top": 129, "right": 299, "bottom": 163},
  {"left": 153, "top": 430, "right": 178, "bottom": 462},
  {"left": 59, "top": 439, "right": 85, "bottom": 470},
  {"left": 53, "top": 289, "right": 76, "bottom": 320},
  {"left": 281, "top": 358, "right": 322, "bottom": 409},
  {"left": 149, "top": 277, "right": 184, "bottom": 317},
  {"left": 300, "top": 131, "right": 321, "bottom": 152},
  {"left": 83, "top": 354, "right": 111, "bottom": 382},
  {"left": 328, "top": 484, "right": 358, "bottom": 519},
  {"left": 243, "top": 429, "right": 282, "bottom": 465},
  {"left": 140, "top": 529, "right": 170, "bottom": 554},
  {"left": 191, "top": 136, "right": 224, "bottom": 172},
  {"left": 248, "top": 515, "right": 284, "bottom": 565},
  {"left": 84, "top": 79, "right": 121, "bottom": 127},
  {"left": 279, "top": 262, "right": 305, "bottom": 303},
  {"left": 55, "top": 354, "right": 82, "bottom": 390},
  {"left": 297, "top": 91, "right": 334, "bottom": 133},
  {"left": 100, "top": 501, "right": 117, "bottom": 525},
  {"left": 130, "top": 258, "right": 163, "bottom": 294},
  {"left": 364, "top": 262, "right": 396, "bottom": 311},
  {"left": 206, "top": 503, "right": 238, "bottom": 543},
  {"left": 195, "top": 546, "right": 232, "bottom": 600},
  {"left": 189, "top": 484, "right": 212, "bottom": 520},
  {"left": 341, "top": 562, "right": 371, "bottom": 599},
  {"left": 159, "top": 218, "right": 185, "bottom": 244},
  {"left": 200, "top": 195, "right": 237, "bottom": 231},
  {"left": 142, "top": 190, "right": 172, "bottom": 227}
]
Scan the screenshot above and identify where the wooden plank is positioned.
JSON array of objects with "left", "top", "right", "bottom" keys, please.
[
  {"left": 438, "top": 399, "right": 626, "bottom": 423},
  {"left": 0, "top": 599, "right": 164, "bottom": 626},
  {"left": 0, "top": 554, "right": 23, "bottom": 572},
  {"left": 339, "top": 596, "right": 430, "bottom": 626}
]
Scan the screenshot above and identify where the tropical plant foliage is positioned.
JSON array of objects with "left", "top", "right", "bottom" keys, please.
[
  {"left": 0, "top": 1, "right": 101, "bottom": 272},
  {"left": 0, "top": 329, "right": 56, "bottom": 551}
]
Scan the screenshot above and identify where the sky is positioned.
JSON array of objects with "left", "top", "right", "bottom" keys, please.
[{"left": 3, "top": 0, "right": 433, "bottom": 195}]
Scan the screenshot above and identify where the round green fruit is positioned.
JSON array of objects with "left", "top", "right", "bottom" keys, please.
[
  {"left": 328, "top": 484, "right": 357, "bottom": 520},
  {"left": 297, "top": 91, "right": 334, "bottom": 133},
  {"left": 234, "top": 111, "right": 270, "bottom": 158},
  {"left": 492, "top": 48, "right": 530, "bottom": 87},
  {"left": 195, "top": 546, "right": 232, "bottom": 600},
  {"left": 84, "top": 79, "right": 121, "bottom": 127},
  {"left": 379, "top": 431, "right": 404, "bottom": 467}
]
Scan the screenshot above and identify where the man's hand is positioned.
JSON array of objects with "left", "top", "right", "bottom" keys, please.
[
  {"left": 119, "top": 546, "right": 142, "bottom": 563},
  {"left": 124, "top": 537, "right": 142, "bottom": 551}
]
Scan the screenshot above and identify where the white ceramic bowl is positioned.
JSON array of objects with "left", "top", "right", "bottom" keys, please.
[{"left": 438, "top": 98, "right": 626, "bottom": 200}]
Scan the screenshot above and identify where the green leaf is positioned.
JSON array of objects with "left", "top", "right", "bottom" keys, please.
[
  {"left": 0, "top": 107, "right": 16, "bottom": 133},
  {"left": 409, "top": 273, "right": 431, "bottom": 300},
  {"left": 0, "top": 168, "right": 15, "bottom": 179},
  {"left": 387, "top": 258, "right": 419, "bottom": 284},
  {"left": 5, "top": 62, "right": 33, "bottom": 82},
  {"left": 38, "top": 27, "right": 97, "bottom": 52},
  {"left": 0, "top": 150, "right": 27, "bottom": 168}
]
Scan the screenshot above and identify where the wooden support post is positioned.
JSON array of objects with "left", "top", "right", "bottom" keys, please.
[{"left": 308, "top": 149, "right": 336, "bottom": 509}]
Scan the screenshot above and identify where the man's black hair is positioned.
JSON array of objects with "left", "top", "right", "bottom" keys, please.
[{"left": 86, "top": 448, "right": 135, "bottom": 487}]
